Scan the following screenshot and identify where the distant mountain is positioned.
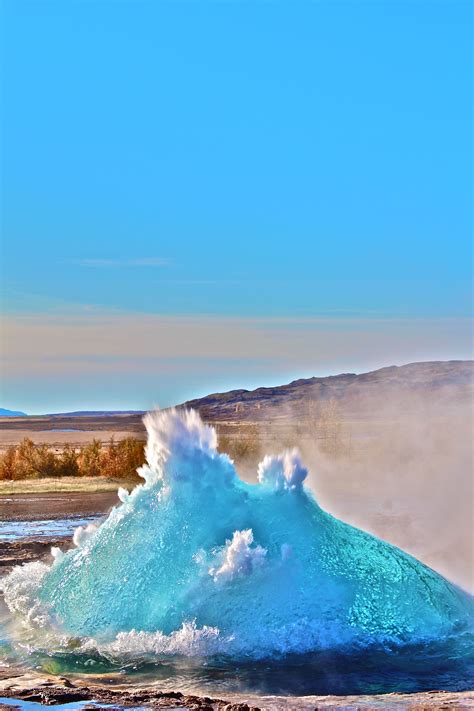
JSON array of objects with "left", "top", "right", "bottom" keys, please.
[
  {"left": 0, "top": 361, "right": 471, "bottom": 432},
  {"left": 0, "top": 408, "right": 27, "bottom": 417},
  {"left": 44, "top": 410, "right": 146, "bottom": 417},
  {"left": 183, "top": 360, "right": 474, "bottom": 422}
]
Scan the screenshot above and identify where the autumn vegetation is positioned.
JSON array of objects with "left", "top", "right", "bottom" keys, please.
[
  {"left": 0, "top": 437, "right": 145, "bottom": 481},
  {"left": 0, "top": 400, "right": 347, "bottom": 482}
]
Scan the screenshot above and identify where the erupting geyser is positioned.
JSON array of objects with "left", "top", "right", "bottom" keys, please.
[{"left": 3, "top": 409, "right": 473, "bottom": 659}]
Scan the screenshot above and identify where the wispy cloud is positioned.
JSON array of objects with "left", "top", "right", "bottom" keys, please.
[{"left": 75, "top": 257, "right": 171, "bottom": 268}]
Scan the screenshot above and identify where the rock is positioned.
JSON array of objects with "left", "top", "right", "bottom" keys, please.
[{"left": 58, "top": 676, "right": 76, "bottom": 688}]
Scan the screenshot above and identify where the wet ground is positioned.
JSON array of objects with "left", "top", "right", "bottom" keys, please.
[
  {"left": 0, "top": 491, "right": 116, "bottom": 573},
  {"left": 1, "top": 675, "right": 474, "bottom": 710},
  {"left": 0, "top": 517, "right": 101, "bottom": 542},
  {"left": 0, "top": 491, "right": 119, "bottom": 522}
]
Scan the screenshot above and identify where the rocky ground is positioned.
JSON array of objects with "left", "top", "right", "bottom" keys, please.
[
  {"left": 0, "top": 673, "right": 473, "bottom": 710},
  {"left": 0, "top": 537, "right": 73, "bottom": 573},
  {"left": 0, "top": 674, "right": 257, "bottom": 710}
]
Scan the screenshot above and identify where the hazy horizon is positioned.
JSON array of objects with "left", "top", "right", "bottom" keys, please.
[{"left": 3, "top": 357, "right": 472, "bottom": 416}]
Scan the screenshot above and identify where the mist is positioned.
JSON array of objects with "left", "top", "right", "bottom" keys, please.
[{"left": 230, "top": 384, "right": 473, "bottom": 592}]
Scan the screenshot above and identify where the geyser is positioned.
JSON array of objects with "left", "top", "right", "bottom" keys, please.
[{"left": 3, "top": 408, "right": 473, "bottom": 659}]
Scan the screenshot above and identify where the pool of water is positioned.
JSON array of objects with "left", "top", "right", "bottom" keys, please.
[
  {"left": 0, "top": 699, "right": 120, "bottom": 711},
  {"left": 42, "top": 643, "right": 474, "bottom": 697},
  {"left": 40, "top": 429, "right": 84, "bottom": 432},
  {"left": 0, "top": 617, "right": 472, "bottom": 701},
  {"left": 0, "top": 516, "right": 102, "bottom": 541}
]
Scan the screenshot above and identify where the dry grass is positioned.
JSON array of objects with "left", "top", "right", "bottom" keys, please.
[{"left": 0, "top": 476, "right": 129, "bottom": 495}]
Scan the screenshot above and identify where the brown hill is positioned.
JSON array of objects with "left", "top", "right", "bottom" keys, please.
[
  {"left": 184, "top": 360, "right": 473, "bottom": 423},
  {"left": 1, "top": 361, "right": 471, "bottom": 435}
]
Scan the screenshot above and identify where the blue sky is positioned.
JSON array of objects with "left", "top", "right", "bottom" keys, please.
[{"left": 1, "top": 0, "right": 472, "bottom": 413}]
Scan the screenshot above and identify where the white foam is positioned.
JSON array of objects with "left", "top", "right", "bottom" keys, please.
[
  {"left": 72, "top": 522, "right": 99, "bottom": 547},
  {"left": 95, "top": 620, "right": 225, "bottom": 657},
  {"left": 258, "top": 449, "right": 308, "bottom": 491},
  {"left": 209, "top": 529, "right": 267, "bottom": 583},
  {"left": 1, "top": 561, "right": 50, "bottom": 627},
  {"left": 138, "top": 408, "right": 218, "bottom": 486}
]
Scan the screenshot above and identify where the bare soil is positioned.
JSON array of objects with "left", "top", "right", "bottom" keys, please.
[{"left": 0, "top": 490, "right": 119, "bottom": 521}]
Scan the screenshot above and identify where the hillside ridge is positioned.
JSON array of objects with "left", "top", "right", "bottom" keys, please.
[
  {"left": 1, "top": 360, "right": 471, "bottom": 431},
  {"left": 183, "top": 359, "right": 473, "bottom": 421}
]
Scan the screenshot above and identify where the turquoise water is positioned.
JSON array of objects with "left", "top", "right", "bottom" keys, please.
[{"left": 1, "top": 409, "right": 473, "bottom": 696}]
